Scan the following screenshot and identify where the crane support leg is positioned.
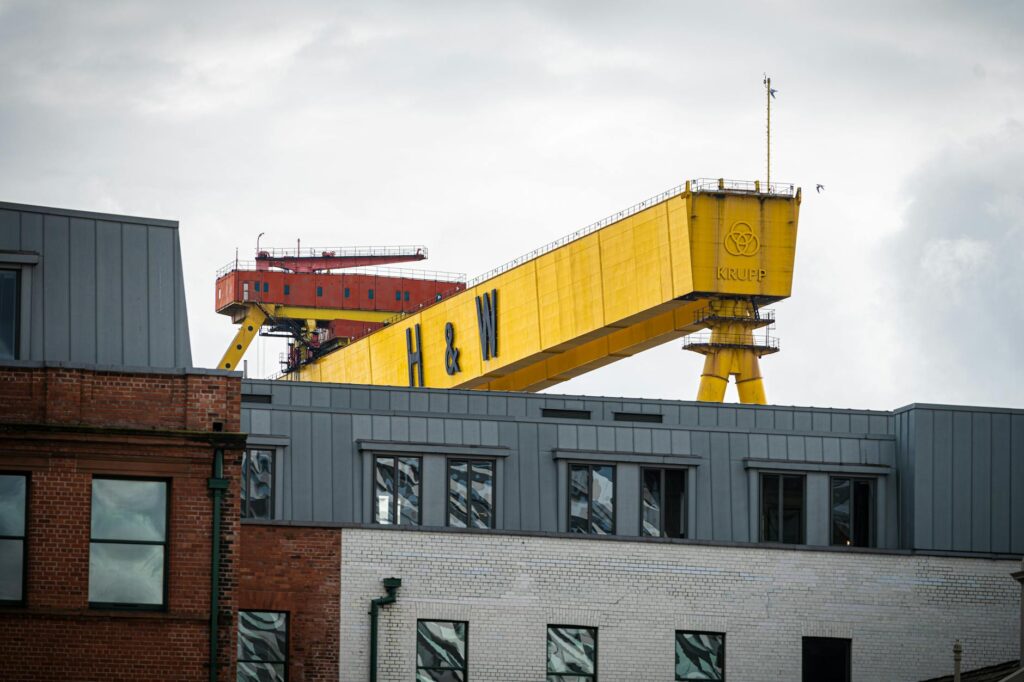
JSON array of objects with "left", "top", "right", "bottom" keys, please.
[
  {"left": 218, "top": 305, "right": 268, "bottom": 371},
  {"left": 692, "top": 299, "right": 769, "bottom": 405}
]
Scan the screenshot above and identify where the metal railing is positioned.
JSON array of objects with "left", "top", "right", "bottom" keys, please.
[
  {"left": 689, "top": 178, "right": 796, "bottom": 196},
  {"left": 692, "top": 306, "right": 775, "bottom": 326},
  {"left": 217, "top": 261, "right": 465, "bottom": 282},
  {"left": 256, "top": 245, "right": 427, "bottom": 259},
  {"left": 681, "top": 332, "right": 780, "bottom": 351}
]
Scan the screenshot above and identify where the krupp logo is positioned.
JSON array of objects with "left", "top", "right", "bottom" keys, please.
[{"left": 723, "top": 222, "right": 760, "bottom": 257}]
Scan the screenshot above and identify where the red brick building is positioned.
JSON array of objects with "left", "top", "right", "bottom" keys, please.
[{"left": 0, "top": 364, "right": 244, "bottom": 681}]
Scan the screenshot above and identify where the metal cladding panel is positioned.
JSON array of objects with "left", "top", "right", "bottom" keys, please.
[
  {"left": 239, "top": 381, "right": 1016, "bottom": 557},
  {"left": 897, "top": 404, "right": 1024, "bottom": 554},
  {"left": 0, "top": 203, "right": 192, "bottom": 367}
]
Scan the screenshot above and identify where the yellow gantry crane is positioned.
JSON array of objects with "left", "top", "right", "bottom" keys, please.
[{"left": 279, "top": 179, "right": 800, "bottom": 404}]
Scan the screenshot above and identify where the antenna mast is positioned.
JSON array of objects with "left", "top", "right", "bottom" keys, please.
[{"left": 764, "top": 74, "right": 772, "bottom": 188}]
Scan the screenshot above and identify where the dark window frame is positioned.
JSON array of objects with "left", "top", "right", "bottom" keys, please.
[
  {"left": 613, "top": 412, "right": 663, "bottom": 423},
  {"left": 416, "top": 619, "right": 469, "bottom": 680},
  {"left": 640, "top": 466, "right": 687, "bottom": 538},
  {"left": 344, "top": 287, "right": 350, "bottom": 298},
  {"left": 829, "top": 476, "right": 875, "bottom": 547},
  {"left": 758, "top": 473, "right": 805, "bottom": 544},
  {"left": 88, "top": 475, "right": 170, "bottom": 611},
  {"left": 0, "top": 268, "right": 21, "bottom": 361},
  {"left": 238, "top": 609, "right": 289, "bottom": 682},
  {"left": 546, "top": 624, "right": 598, "bottom": 681},
  {"left": 445, "top": 458, "right": 497, "bottom": 529},
  {"left": 368, "top": 288, "right": 374, "bottom": 300},
  {"left": 316, "top": 286, "right": 323, "bottom": 297},
  {"left": 241, "top": 449, "right": 276, "bottom": 520},
  {"left": 568, "top": 463, "right": 616, "bottom": 535},
  {"left": 542, "top": 408, "right": 591, "bottom": 420},
  {"left": 283, "top": 284, "right": 290, "bottom": 296},
  {"left": 675, "top": 630, "right": 726, "bottom": 681},
  {"left": 0, "top": 471, "right": 28, "bottom": 606},
  {"left": 373, "top": 455, "right": 422, "bottom": 526},
  {"left": 801, "top": 636, "right": 851, "bottom": 682}
]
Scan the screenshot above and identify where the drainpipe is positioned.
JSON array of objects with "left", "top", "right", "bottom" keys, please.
[
  {"left": 953, "top": 640, "right": 962, "bottom": 682},
  {"left": 1013, "top": 558, "right": 1024, "bottom": 669},
  {"left": 369, "top": 577, "right": 402, "bottom": 682},
  {"left": 208, "top": 433, "right": 230, "bottom": 682}
]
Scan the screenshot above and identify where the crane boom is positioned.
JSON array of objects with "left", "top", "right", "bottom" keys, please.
[{"left": 285, "top": 179, "right": 800, "bottom": 403}]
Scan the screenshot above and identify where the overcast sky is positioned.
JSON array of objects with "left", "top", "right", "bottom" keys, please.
[{"left": 1, "top": 1, "right": 1021, "bottom": 409}]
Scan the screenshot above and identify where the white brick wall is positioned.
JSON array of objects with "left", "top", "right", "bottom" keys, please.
[{"left": 339, "top": 529, "right": 1020, "bottom": 682}]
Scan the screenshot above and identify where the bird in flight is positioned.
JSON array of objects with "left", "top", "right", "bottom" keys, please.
[
  {"left": 769, "top": 87, "right": 778, "bottom": 99},
  {"left": 816, "top": 184, "right": 825, "bottom": 193}
]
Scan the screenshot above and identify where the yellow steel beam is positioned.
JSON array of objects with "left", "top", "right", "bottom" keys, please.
[
  {"left": 269, "top": 306, "right": 396, "bottom": 323},
  {"left": 218, "top": 305, "right": 267, "bottom": 371},
  {"left": 288, "top": 181, "right": 801, "bottom": 402}
]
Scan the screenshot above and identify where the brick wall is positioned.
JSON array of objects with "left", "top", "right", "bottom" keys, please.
[
  {"left": 340, "top": 528, "right": 1021, "bottom": 682},
  {"left": 0, "top": 364, "right": 243, "bottom": 681},
  {"left": 239, "top": 524, "right": 342, "bottom": 682}
]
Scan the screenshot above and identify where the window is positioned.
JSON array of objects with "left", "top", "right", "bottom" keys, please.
[
  {"left": 395, "top": 290, "right": 402, "bottom": 301},
  {"left": 613, "top": 412, "right": 662, "bottom": 423},
  {"left": 263, "top": 282, "right": 269, "bottom": 293},
  {"left": 374, "top": 456, "right": 420, "bottom": 525},
  {"left": 0, "top": 269, "right": 19, "bottom": 360},
  {"left": 283, "top": 284, "right": 290, "bottom": 296},
  {"left": 760, "top": 473, "right": 804, "bottom": 543},
  {"left": 316, "top": 286, "right": 323, "bottom": 297},
  {"left": 831, "top": 478, "right": 873, "bottom": 547},
  {"left": 404, "top": 291, "right": 410, "bottom": 301},
  {"left": 569, "top": 464, "right": 615, "bottom": 535},
  {"left": 641, "top": 468, "right": 686, "bottom": 538},
  {"left": 89, "top": 478, "right": 167, "bottom": 608},
  {"left": 547, "top": 625, "right": 597, "bottom": 681},
  {"left": 344, "top": 287, "right": 350, "bottom": 298},
  {"left": 676, "top": 631, "right": 725, "bottom": 680},
  {"left": 0, "top": 473, "right": 27, "bottom": 604},
  {"left": 542, "top": 408, "right": 590, "bottom": 420},
  {"left": 448, "top": 459, "right": 495, "bottom": 529},
  {"left": 417, "top": 620, "right": 467, "bottom": 681},
  {"left": 802, "top": 637, "right": 850, "bottom": 682},
  {"left": 368, "top": 288, "right": 375, "bottom": 300},
  {"left": 238, "top": 610, "right": 288, "bottom": 681},
  {"left": 242, "top": 449, "right": 275, "bottom": 520}
]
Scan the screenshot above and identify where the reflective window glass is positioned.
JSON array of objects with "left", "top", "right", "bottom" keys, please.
[
  {"left": 89, "top": 478, "right": 167, "bottom": 607},
  {"left": 0, "top": 270, "right": 17, "bottom": 360},
  {"left": 641, "top": 468, "right": 686, "bottom": 538},
  {"left": 238, "top": 610, "right": 288, "bottom": 682},
  {"left": 760, "top": 474, "right": 804, "bottom": 544},
  {"left": 0, "top": 474, "right": 27, "bottom": 603},
  {"left": 831, "top": 477, "right": 873, "bottom": 547},
  {"left": 242, "top": 449, "right": 275, "bottom": 520},
  {"left": 417, "top": 620, "right": 467, "bottom": 681},
  {"left": 374, "top": 456, "right": 420, "bottom": 526},
  {"left": 547, "top": 625, "right": 597, "bottom": 681},
  {"left": 676, "top": 631, "right": 725, "bottom": 680},
  {"left": 569, "top": 464, "right": 615, "bottom": 535},
  {"left": 447, "top": 459, "right": 494, "bottom": 529}
]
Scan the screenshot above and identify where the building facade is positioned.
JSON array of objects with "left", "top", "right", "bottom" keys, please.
[
  {"left": 238, "top": 379, "right": 1023, "bottom": 681},
  {"left": 0, "top": 201, "right": 1021, "bottom": 681}
]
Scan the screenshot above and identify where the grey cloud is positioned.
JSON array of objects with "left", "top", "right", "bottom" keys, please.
[{"left": 885, "top": 122, "right": 1024, "bottom": 406}]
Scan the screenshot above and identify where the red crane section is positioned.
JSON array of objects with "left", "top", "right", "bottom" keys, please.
[{"left": 215, "top": 244, "right": 465, "bottom": 373}]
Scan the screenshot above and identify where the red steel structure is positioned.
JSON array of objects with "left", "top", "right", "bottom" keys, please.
[{"left": 215, "top": 245, "right": 465, "bottom": 373}]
